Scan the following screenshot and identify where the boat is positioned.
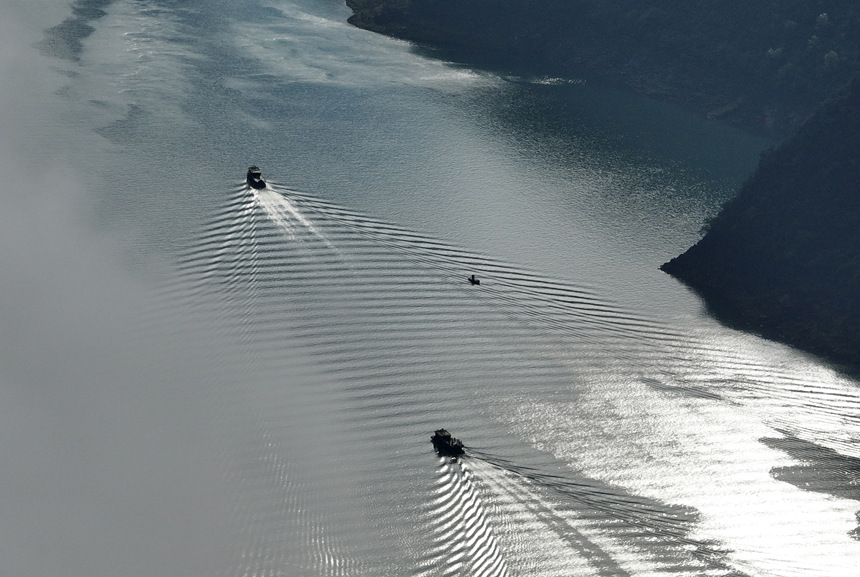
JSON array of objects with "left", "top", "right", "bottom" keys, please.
[
  {"left": 246, "top": 166, "right": 266, "bottom": 189},
  {"left": 468, "top": 274, "right": 480, "bottom": 285},
  {"left": 431, "top": 429, "right": 465, "bottom": 457}
]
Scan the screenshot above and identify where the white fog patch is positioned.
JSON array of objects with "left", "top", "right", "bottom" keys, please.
[
  {"left": 0, "top": 4, "right": 241, "bottom": 576},
  {"left": 0, "top": 167, "right": 239, "bottom": 577}
]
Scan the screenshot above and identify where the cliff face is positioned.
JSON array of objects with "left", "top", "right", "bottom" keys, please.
[
  {"left": 662, "top": 77, "right": 860, "bottom": 368},
  {"left": 346, "top": 0, "right": 860, "bottom": 136}
]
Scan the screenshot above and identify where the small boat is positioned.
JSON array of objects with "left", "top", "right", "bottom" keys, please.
[
  {"left": 431, "top": 429, "right": 465, "bottom": 457},
  {"left": 468, "top": 274, "right": 480, "bottom": 285},
  {"left": 246, "top": 166, "right": 266, "bottom": 189}
]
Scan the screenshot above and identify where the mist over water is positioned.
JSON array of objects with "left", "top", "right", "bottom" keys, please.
[{"left": 4, "top": 0, "right": 860, "bottom": 575}]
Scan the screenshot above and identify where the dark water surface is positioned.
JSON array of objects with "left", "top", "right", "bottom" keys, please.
[{"left": 4, "top": 1, "right": 860, "bottom": 575}]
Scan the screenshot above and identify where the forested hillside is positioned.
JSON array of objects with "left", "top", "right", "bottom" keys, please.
[
  {"left": 661, "top": 77, "right": 860, "bottom": 369},
  {"left": 346, "top": 0, "right": 860, "bottom": 134}
]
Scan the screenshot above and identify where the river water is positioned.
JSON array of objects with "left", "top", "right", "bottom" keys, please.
[{"left": 4, "top": 1, "right": 860, "bottom": 575}]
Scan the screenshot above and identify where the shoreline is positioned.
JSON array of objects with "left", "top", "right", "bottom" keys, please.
[
  {"left": 345, "top": 1, "right": 860, "bottom": 139},
  {"left": 345, "top": 1, "right": 860, "bottom": 374}
]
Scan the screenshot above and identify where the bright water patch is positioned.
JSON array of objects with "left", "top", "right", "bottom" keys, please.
[
  {"left": 230, "top": 0, "right": 494, "bottom": 90},
  {"left": 422, "top": 458, "right": 509, "bottom": 577},
  {"left": 169, "top": 180, "right": 860, "bottom": 575},
  {"left": 173, "top": 181, "right": 691, "bottom": 574}
]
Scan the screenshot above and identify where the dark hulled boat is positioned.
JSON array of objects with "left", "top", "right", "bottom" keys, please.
[
  {"left": 246, "top": 166, "right": 266, "bottom": 189},
  {"left": 431, "top": 429, "right": 465, "bottom": 457}
]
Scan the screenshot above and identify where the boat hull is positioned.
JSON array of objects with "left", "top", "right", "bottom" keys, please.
[
  {"left": 431, "top": 429, "right": 465, "bottom": 457},
  {"left": 246, "top": 166, "right": 266, "bottom": 189}
]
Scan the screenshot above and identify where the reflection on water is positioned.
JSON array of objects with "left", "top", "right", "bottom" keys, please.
[
  {"left": 14, "top": 0, "right": 860, "bottom": 575},
  {"left": 169, "top": 181, "right": 860, "bottom": 575}
]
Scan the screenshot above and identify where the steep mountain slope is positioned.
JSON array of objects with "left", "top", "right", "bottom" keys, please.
[
  {"left": 662, "top": 77, "right": 860, "bottom": 368},
  {"left": 346, "top": 0, "right": 860, "bottom": 135}
]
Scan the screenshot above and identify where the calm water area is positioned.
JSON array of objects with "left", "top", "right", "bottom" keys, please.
[{"left": 4, "top": 0, "right": 860, "bottom": 575}]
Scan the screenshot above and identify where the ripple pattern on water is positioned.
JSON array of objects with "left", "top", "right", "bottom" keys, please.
[{"left": 167, "top": 181, "right": 860, "bottom": 576}]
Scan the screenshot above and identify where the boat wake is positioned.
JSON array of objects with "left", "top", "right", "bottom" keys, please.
[
  {"left": 419, "top": 457, "right": 509, "bottom": 577},
  {"left": 169, "top": 181, "right": 860, "bottom": 576},
  {"left": 459, "top": 452, "right": 751, "bottom": 577},
  {"left": 254, "top": 186, "right": 340, "bottom": 255}
]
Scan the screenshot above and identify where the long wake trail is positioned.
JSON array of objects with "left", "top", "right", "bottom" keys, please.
[{"left": 171, "top": 182, "right": 860, "bottom": 575}]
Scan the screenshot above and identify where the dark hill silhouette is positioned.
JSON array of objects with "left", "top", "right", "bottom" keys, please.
[
  {"left": 346, "top": 0, "right": 860, "bottom": 135},
  {"left": 662, "top": 77, "right": 860, "bottom": 369}
]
